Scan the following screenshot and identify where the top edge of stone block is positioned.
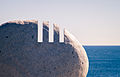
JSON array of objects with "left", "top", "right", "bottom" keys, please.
[{"left": 0, "top": 20, "right": 38, "bottom": 26}]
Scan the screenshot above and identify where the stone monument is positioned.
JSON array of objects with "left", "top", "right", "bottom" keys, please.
[{"left": 0, "top": 20, "right": 89, "bottom": 77}]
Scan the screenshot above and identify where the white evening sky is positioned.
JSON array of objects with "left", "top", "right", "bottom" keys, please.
[{"left": 0, "top": 0, "right": 120, "bottom": 45}]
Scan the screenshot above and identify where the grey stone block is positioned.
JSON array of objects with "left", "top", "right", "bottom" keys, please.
[{"left": 0, "top": 20, "right": 89, "bottom": 77}]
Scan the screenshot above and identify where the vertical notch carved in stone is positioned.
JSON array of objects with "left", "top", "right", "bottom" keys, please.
[
  {"left": 38, "top": 21, "right": 43, "bottom": 42},
  {"left": 49, "top": 22, "right": 54, "bottom": 42},
  {"left": 59, "top": 27, "right": 64, "bottom": 43}
]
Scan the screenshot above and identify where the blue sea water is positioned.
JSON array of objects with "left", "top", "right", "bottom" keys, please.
[{"left": 84, "top": 46, "right": 120, "bottom": 77}]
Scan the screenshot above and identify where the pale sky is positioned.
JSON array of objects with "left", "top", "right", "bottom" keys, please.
[{"left": 0, "top": 0, "right": 120, "bottom": 45}]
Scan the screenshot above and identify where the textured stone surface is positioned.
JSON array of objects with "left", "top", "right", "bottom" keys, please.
[{"left": 0, "top": 20, "right": 89, "bottom": 77}]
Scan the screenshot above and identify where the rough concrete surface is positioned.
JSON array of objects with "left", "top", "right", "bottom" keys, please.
[{"left": 0, "top": 20, "right": 89, "bottom": 77}]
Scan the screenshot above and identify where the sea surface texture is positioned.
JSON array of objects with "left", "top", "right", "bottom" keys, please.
[{"left": 84, "top": 46, "right": 120, "bottom": 77}]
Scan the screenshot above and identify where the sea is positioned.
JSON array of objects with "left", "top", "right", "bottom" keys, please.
[{"left": 84, "top": 46, "right": 120, "bottom": 77}]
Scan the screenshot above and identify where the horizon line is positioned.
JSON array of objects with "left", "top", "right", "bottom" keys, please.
[{"left": 82, "top": 44, "right": 120, "bottom": 46}]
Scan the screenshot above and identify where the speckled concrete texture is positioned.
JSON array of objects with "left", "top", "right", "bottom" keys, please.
[{"left": 0, "top": 20, "right": 89, "bottom": 77}]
